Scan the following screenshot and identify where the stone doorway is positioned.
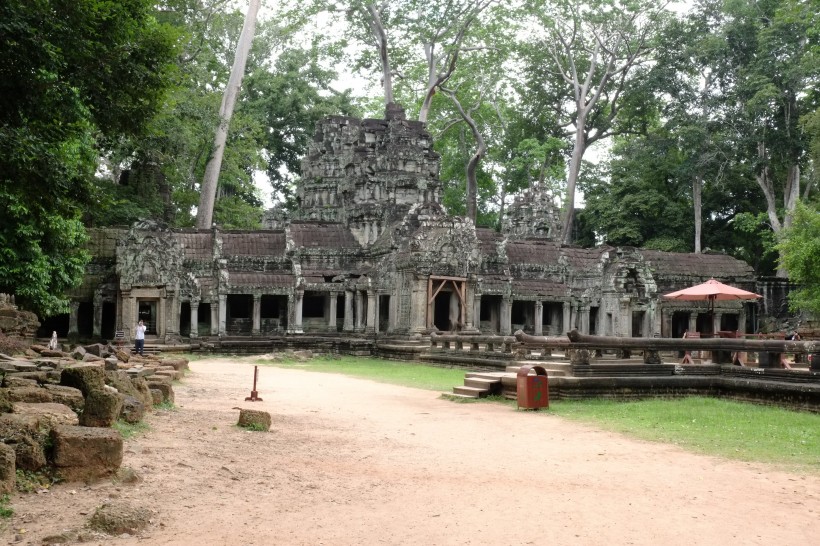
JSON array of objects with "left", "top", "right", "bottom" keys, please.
[
  {"left": 427, "top": 276, "right": 466, "bottom": 332},
  {"left": 138, "top": 300, "right": 158, "bottom": 335}
]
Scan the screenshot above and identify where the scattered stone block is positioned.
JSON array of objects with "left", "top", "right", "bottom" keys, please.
[
  {"left": 50, "top": 425, "right": 123, "bottom": 482},
  {"left": 119, "top": 396, "right": 145, "bottom": 424},
  {"left": 237, "top": 409, "right": 271, "bottom": 431},
  {"left": 7, "top": 385, "right": 54, "bottom": 404},
  {"left": 88, "top": 501, "right": 153, "bottom": 535},
  {"left": 146, "top": 381, "right": 174, "bottom": 405},
  {"left": 13, "top": 402, "right": 79, "bottom": 427},
  {"left": 71, "top": 346, "right": 87, "bottom": 360},
  {"left": 83, "top": 343, "right": 106, "bottom": 357},
  {"left": 161, "top": 357, "right": 189, "bottom": 371},
  {"left": 82, "top": 353, "right": 104, "bottom": 363},
  {"left": 43, "top": 384, "right": 85, "bottom": 412},
  {"left": 115, "top": 349, "right": 130, "bottom": 363},
  {"left": 3, "top": 376, "right": 39, "bottom": 388},
  {"left": 80, "top": 390, "right": 123, "bottom": 427},
  {"left": 149, "top": 389, "right": 163, "bottom": 405},
  {"left": 104, "top": 357, "right": 119, "bottom": 371},
  {"left": 0, "top": 413, "right": 47, "bottom": 471},
  {"left": 40, "top": 349, "right": 65, "bottom": 358},
  {"left": 0, "top": 443, "right": 15, "bottom": 494},
  {"left": 11, "top": 361, "right": 38, "bottom": 372},
  {"left": 60, "top": 363, "right": 105, "bottom": 396}
]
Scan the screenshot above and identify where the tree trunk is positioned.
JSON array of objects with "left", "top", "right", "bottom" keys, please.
[
  {"left": 196, "top": 0, "right": 260, "bottom": 229},
  {"left": 693, "top": 174, "right": 702, "bottom": 253},
  {"left": 366, "top": 4, "right": 393, "bottom": 106},
  {"left": 561, "top": 122, "right": 586, "bottom": 245}
]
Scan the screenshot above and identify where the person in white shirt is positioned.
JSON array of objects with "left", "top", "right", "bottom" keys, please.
[{"left": 135, "top": 320, "right": 146, "bottom": 356}]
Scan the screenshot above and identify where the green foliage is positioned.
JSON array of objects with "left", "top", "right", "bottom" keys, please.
[
  {"left": 776, "top": 201, "right": 820, "bottom": 314},
  {"left": 112, "top": 420, "right": 151, "bottom": 440},
  {"left": 550, "top": 396, "right": 820, "bottom": 473},
  {"left": 237, "top": 422, "right": 268, "bottom": 432},
  {"left": 255, "top": 355, "right": 467, "bottom": 392},
  {"left": 15, "top": 469, "right": 58, "bottom": 493},
  {"left": 0, "top": 495, "right": 12, "bottom": 519},
  {"left": 154, "top": 400, "right": 176, "bottom": 411},
  {"left": 0, "top": 0, "right": 178, "bottom": 316}
]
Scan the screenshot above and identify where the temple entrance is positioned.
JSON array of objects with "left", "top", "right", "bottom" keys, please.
[
  {"left": 480, "top": 296, "right": 501, "bottom": 333},
  {"left": 631, "top": 310, "right": 645, "bottom": 337},
  {"left": 138, "top": 300, "right": 158, "bottom": 335},
  {"left": 427, "top": 276, "right": 466, "bottom": 332}
]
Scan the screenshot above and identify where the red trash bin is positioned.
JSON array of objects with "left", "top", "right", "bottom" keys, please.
[{"left": 516, "top": 364, "right": 549, "bottom": 410}]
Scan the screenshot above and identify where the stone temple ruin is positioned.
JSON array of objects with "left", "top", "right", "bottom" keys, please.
[{"left": 39, "top": 104, "right": 787, "bottom": 349}]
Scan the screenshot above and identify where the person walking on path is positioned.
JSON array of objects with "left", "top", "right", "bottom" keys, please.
[{"left": 135, "top": 320, "right": 146, "bottom": 356}]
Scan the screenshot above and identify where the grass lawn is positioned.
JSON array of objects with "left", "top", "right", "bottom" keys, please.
[{"left": 248, "top": 354, "right": 820, "bottom": 474}]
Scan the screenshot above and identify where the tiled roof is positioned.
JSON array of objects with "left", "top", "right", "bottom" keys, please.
[
  {"left": 512, "top": 279, "right": 569, "bottom": 297},
  {"left": 228, "top": 272, "right": 293, "bottom": 288},
  {"left": 174, "top": 231, "right": 213, "bottom": 261},
  {"left": 289, "top": 222, "right": 360, "bottom": 249},
  {"left": 222, "top": 231, "right": 286, "bottom": 256},
  {"left": 506, "top": 241, "right": 563, "bottom": 265},
  {"left": 641, "top": 250, "right": 755, "bottom": 280}
]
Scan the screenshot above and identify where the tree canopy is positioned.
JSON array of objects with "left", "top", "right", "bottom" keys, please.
[{"left": 2, "top": 0, "right": 820, "bottom": 319}]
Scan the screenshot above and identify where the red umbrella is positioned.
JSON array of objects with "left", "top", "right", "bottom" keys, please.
[
  {"left": 663, "top": 279, "right": 761, "bottom": 333},
  {"left": 662, "top": 278, "right": 762, "bottom": 302}
]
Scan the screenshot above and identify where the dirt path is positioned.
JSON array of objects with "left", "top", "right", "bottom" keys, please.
[{"left": 5, "top": 358, "right": 819, "bottom": 545}]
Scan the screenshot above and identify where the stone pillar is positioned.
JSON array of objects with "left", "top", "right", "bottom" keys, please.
[
  {"left": 534, "top": 301, "right": 543, "bottom": 336},
  {"left": 328, "top": 293, "right": 338, "bottom": 332},
  {"left": 500, "top": 297, "right": 512, "bottom": 336},
  {"left": 713, "top": 312, "right": 722, "bottom": 336},
  {"left": 210, "top": 302, "right": 219, "bottom": 336},
  {"left": 119, "top": 291, "right": 131, "bottom": 342},
  {"left": 366, "top": 290, "right": 377, "bottom": 334},
  {"left": 92, "top": 292, "right": 103, "bottom": 339},
  {"left": 354, "top": 290, "right": 365, "bottom": 332},
  {"left": 343, "top": 290, "right": 354, "bottom": 332},
  {"left": 562, "top": 301, "right": 571, "bottom": 336},
  {"left": 388, "top": 292, "right": 397, "bottom": 332},
  {"left": 688, "top": 312, "right": 698, "bottom": 335},
  {"left": 190, "top": 300, "right": 199, "bottom": 339},
  {"left": 662, "top": 308, "right": 673, "bottom": 338},
  {"left": 473, "top": 294, "right": 482, "bottom": 332},
  {"left": 68, "top": 301, "right": 80, "bottom": 340},
  {"left": 252, "top": 294, "right": 261, "bottom": 336},
  {"left": 292, "top": 291, "right": 304, "bottom": 334},
  {"left": 738, "top": 307, "right": 747, "bottom": 334},
  {"left": 579, "top": 305, "right": 590, "bottom": 335},
  {"left": 218, "top": 294, "right": 227, "bottom": 336}
]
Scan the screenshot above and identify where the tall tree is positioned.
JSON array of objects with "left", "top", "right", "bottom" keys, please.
[
  {"left": 196, "top": 0, "right": 260, "bottom": 228},
  {"left": 0, "top": 0, "right": 178, "bottom": 316},
  {"left": 523, "top": 0, "right": 671, "bottom": 244},
  {"left": 716, "top": 0, "right": 819, "bottom": 275}
]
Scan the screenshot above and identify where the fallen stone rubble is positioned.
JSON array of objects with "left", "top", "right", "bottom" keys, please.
[{"left": 0, "top": 342, "right": 187, "bottom": 492}]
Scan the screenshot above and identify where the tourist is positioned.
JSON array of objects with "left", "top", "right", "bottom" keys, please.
[
  {"left": 48, "top": 331, "right": 59, "bottom": 351},
  {"left": 135, "top": 319, "right": 146, "bottom": 356}
]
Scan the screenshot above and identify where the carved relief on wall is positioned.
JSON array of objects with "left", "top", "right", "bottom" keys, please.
[{"left": 116, "top": 221, "right": 183, "bottom": 289}]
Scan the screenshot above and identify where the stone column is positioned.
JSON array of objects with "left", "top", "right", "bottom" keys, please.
[
  {"left": 252, "top": 294, "right": 261, "bottom": 336},
  {"left": 210, "top": 302, "right": 219, "bottom": 336},
  {"left": 688, "top": 312, "right": 698, "bottom": 335},
  {"left": 292, "top": 291, "right": 304, "bottom": 334},
  {"left": 190, "top": 300, "right": 199, "bottom": 339},
  {"left": 366, "top": 290, "right": 377, "bottom": 334},
  {"left": 562, "top": 301, "right": 571, "bottom": 336},
  {"left": 473, "top": 294, "right": 482, "bottom": 332},
  {"left": 218, "top": 294, "right": 227, "bottom": 336},
  {"left": 500, "top": 297, "right": 512, "bottom": 336},
  {"left": 713, "top": 312, "right": 722, "bottom": 336},
  {"left": 354, "top": 290, "right": 365, "bottom": 332},
  {"left": 328, "top": 293, "right": 338, "bottom": 332},
  {"left": 119, "top": 291, "right": 131, "bottom": 342},
  {"left": 579, "top": 304, "right": 591, "bottom": 335},
  {"left": 343, "top": 290, "right": 354, "bottom": 332},
  {"left": 534, "top": 301, "right": 543, "bottom": 336},
  {"left": 738, "top": 307, "right": 747, "bottom": 334},
  {"left": 68, "top": 301, "right": 80, "bottom": 340},
  {"left": 92, "top": 292, "right": 103, "bottom": 339}
]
